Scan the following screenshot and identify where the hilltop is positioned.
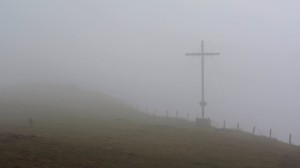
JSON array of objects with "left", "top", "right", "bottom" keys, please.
[{"left": 0, "top": 84, "right": 299, "bottom": 168}]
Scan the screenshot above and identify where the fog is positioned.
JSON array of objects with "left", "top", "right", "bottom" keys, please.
[{"left": 1, "top": 1, "right": 300, "bottom": 144}]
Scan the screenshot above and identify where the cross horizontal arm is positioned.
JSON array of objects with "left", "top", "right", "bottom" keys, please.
[{"left": 186, "top": 52, "right": 220, "bottom": 56}]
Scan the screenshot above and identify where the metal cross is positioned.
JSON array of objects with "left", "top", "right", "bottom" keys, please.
[{"left": 186, "top": 41, "right": 220, "bottom": 118}]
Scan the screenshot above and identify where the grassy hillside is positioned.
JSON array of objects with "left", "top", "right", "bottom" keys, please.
[
  {"left": 0, "top": 84, "right": 299, "bottom": 168},
  {"left": 0, "top": 84, "right": 152, "bottom": 122}
]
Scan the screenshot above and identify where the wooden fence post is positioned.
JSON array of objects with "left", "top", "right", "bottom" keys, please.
[
  {"left": 252, "top": 126, "right": 255, "bottom": 135},
  {"left": 237, "top": 122, "right": 240, "bottom": 130},
  {"left": 289, "top": 134, "right": 292, "bottom": 145},
  {"left": 269, "top": 129, "right": 272, "bottom": 139},
  {"left": 28, "top": 118, "right": 33, "bottom": 127},
  {"left": 223, "top": 120, "right": 226, "bottom": 129}
]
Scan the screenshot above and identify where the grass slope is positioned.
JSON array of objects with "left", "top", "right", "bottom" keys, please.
[{"left": 0, "top": 84, "right": 299, "bottom": 168}]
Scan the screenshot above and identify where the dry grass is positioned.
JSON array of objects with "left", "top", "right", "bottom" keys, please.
[{"left": 0, "top": 116, "right": 300, "bottom": 168}]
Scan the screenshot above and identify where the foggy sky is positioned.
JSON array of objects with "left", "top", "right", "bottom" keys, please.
[{"left": 1, "top": 0, "right": 300, "bottom": 144}]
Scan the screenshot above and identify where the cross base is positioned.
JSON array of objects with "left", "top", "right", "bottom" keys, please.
[{"left": 195, "top": 118, "right": 211, "bottom": 128}]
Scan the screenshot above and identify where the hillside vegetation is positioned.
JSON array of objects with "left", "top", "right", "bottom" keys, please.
[{"left": 0, "top": 84, "right": 299, "bottom": 168}]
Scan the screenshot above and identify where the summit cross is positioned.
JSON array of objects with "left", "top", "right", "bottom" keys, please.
[{"left": 185, "top": 41, "right": 220, "bottom": 118}]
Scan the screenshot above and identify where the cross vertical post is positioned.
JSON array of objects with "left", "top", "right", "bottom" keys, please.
[{"left": 186, "top": 41, "right": 220, "bottom": 118}]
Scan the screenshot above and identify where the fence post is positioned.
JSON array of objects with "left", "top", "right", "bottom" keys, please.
[
  {"left": 289, "top": 134, "right": 292, "bottom": 145},
  {"left": 252, "top": 126, "right": 255, "bottom": 135},
  {"left": 237, "top": 122, "right": 240, "bottom": 130},
  {"left": 223, "top": 120, "right": 226, "bottom": 129},
  {"left": 28, "top": 118, "right": 33, "bottom": 127},
  {"left": 269, "top": 129, "right": 272, "bottom": 139}
]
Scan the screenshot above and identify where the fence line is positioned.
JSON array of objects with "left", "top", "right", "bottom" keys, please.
[{"left": 136, "top": 106, "right": 294, "bottom": 145}]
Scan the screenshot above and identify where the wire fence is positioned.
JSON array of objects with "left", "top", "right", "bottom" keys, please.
[{"left": 137, "top": 106, "right": 295, "bottom": 146}]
